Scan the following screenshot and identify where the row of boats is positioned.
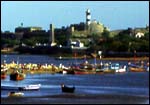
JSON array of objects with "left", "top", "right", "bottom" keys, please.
[
  {"left": 1, "top": 60, "right": 149, "bottom": 81},
  {"left": 60, "top": 61, "right": 149, "bottom": 75}
]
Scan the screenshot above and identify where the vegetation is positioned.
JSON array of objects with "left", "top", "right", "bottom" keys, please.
[{"left": 1, "top": 27, "right": 149, "bottom": 56}]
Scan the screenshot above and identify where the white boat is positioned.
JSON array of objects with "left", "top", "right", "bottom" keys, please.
[
  {"left": 8, "top": 91, "right": 24, "bottom": 97},
  {"left": 19, "top": 84, "right": 41, "bottom": 90},
  {"left": 2, "top": 84, "right": 41, "bottom": 91},
  {"left": 116, "top": 65, "right": 127, "bottom": 73}
]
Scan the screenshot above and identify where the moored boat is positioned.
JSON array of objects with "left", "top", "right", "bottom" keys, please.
[
  {"left": 129, "top": 67, "right": 146, "bottom": 72},
  {"left": 74, "top": 61, "right": 96, "bottom": 74},
  {"left": 128, "top": 63, "right": 146, "bottom": 72},
  {"left": 18, "top": 84, "right": 41, "bottom": 91},
  {"left": 2, "top": 84, "right": 41, "bottom": 91},
  {"left": 8, "top": 91, "right": 24, "bottom": 97},
  {"left": 61, "top": 84, "right": 75, "bottom": 93},
  {"left": 1, "top": 71, "right": 7, "bottom": 79},
  {"left": 10, "top": 69, "right": 26, "bottom": 81}
]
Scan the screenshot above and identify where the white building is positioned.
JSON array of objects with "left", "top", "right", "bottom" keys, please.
[{"left": 135, "top": 32, "right": 144, "bottom": 38}]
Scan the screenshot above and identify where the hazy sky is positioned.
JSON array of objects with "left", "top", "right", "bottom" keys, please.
[{"left": 1, "top": 1, "right": 149, "bottom": 32}]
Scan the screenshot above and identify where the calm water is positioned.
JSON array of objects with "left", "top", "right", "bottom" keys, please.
[{"left": 1, "top": 54, "right": 149, "bottom": 103}]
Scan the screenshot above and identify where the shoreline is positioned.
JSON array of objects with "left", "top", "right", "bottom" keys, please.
[{"left": 1, "top": 93, "right": 149, "bottom": 104}]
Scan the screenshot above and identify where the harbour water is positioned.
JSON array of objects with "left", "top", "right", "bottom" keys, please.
[{"left": 1, "top": 54, "right": 149, "bottom": 104}]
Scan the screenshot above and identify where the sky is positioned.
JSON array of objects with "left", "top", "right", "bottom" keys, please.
[{"left": 1, "top": 1, "right": 149, "bottom": 32}]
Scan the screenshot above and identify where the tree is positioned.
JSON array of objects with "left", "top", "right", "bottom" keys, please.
[{"left": 101, "top": 27, "right": 110, "bottom": 39}]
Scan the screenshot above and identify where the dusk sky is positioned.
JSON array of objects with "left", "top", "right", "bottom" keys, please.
[{"left": 1, "top": 1, "right": 149, "bottom": 32}]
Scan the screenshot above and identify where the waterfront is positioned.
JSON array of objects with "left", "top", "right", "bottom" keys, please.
[{"left": 1, "top": 54, "right": 149, "bottom": 104}]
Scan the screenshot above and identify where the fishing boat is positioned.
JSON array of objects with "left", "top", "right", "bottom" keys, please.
[
  {"left": 8, "top": 91, "right": 24, "bottom": 97},
  {"left": 101, "top": 63, "right": 115, "bottom": 74},
  {"left": 62, "top": 67, "right": 75, "bottom": 75},
  {"left": 1, "top": 71, "right": 7, "bottom": 79},
  {"left": 110, "top": 63, "right": 126, "bottom": 73},
  {"left": 128, "top": 63, "right": 146, "bottom": 72},
  {"left": 10, "top": 69, "right": 26, "bottom": 81},
  {"left": 116, "top": 65, "right": 127, "bottom": 73},
  {"left": 95, "top": 63, "right": 105, "bottom": 74},
  {"left": 18, "top": 84, "right": 41, "bottom": 91},
  {"left": 74, "top": 61, "right": 96, "bottom": 74},
  {"left": 61, "top": 84, "right": 75, "bottom": 93},
  {"left": 2, "top": 84, "right": 41, "bottom": 91}
]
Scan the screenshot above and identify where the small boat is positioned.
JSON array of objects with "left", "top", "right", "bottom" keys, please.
[
  {"left": 116, "top": 65, "right": 127, "bottom": 73},
  {"left": 19, "top": 84, "right": 41, "bottom": 91},
  {"left": 1, "top": 71, "right": 7, "bottom": 79},
  {"left": 61, "top": 84, "right": 75, "bottom": 93},
  {"left": 129, "top": 67, "right": 145, "bottom": 72},
  {"left": 10, "top": 70, "right": 26, "bottom": 81},
  {"left": 8, "top": 91, "right": 24, "bottom": 97},
  {"left": 62, "top": 69, "right": 75, "bottom": 75},
  {"left": 128, "top": 63, "right": 146, "bottom": 72},
  {"left": 2, "top": 84, "right": 41, "bottom": 91},
  {"left": 74, "top": 61, "right": 96, "bottom": 74}
]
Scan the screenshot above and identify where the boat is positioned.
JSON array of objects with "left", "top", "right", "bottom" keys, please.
[
  {"left": 110, "top": 63, "right": 126, "bottom": 73},
  {"left": 1, "top": 64, "right": 8, "bottom": 79},
  {"left": 95, "top": 64, "right": 105, "bottom": 74},
  {"left": 18, "top": 84, "right": 41, "bottom": 91},
  {"left": 62, "top": 68, "right": 75, "bottom": 75},
  {"left": 2, "top": 84, "right": 41, "bottom": 91},
  {"left": 74, "top": 69, "right": 96, "bottom": 74},
  {"left": 1, "top": 71, "right": 7, "bottom": 79},
  {"left": 10, "top": 69, "right": 26, "bottom": 81},
  {"left": 1, "top": 65, "right": 8, "bottom": 72},
  {"left": 116, "top": 65, "right": 127, "bottom": 73},
  {"left": 74, "top": 61, "right": 96, "bottom": 74},
  {"left": 128, "top": 63, "right": 146, "bottom": 72},
  {"left": 100, "top": 63, "right": 115, "bottom": 74},
  {"left": 8, "top": 91, "right": 24, "bottom": 97},
  {"left": 61, "top": 84, "right": 75, "bottom": 93},
  {"left": 129, "top": 67, "right": 146, "bottom": 72}
]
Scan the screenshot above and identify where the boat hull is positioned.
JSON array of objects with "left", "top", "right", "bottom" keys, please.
[
  {"left": 61, "top": 85, "right": 75, "bottom": 93},
  {"left": 10, "top": 73, "right": 26, "bottom": 81},
  {"left": 129, "top": 67, "right": 146, "bottom": 72},
  {"left": 74, "top": 69, "right": 96, "bottom": 75}
]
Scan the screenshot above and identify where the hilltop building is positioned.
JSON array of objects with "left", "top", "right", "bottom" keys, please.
[{"left": 66, "top": 9, "right": 108, "bottom": 48}]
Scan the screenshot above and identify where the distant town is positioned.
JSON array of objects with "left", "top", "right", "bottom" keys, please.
[{"left": 1, "top": 9, "right": 149, "bottom": 57}]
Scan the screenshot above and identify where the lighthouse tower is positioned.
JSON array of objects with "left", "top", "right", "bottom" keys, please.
[{"left": 86, "top": 9, "right": 91, "bottom": 30}]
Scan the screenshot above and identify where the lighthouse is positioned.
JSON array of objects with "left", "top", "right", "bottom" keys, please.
[{"left": 86, "top": 9, "right": 91, "bottom": 30}]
